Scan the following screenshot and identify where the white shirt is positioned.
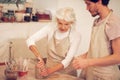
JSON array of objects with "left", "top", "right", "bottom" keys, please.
[{"left": 26, "top": 22, "right": 81, "bottom": 68}]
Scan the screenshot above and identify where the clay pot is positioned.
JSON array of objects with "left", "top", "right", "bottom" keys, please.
[{"left": 4, "top": 69, "right": 18, "bottom": 80}]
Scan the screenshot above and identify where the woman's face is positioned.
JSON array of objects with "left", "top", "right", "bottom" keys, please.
[{"left": 57, "top": 19, "right": 72, "bottom": 32}]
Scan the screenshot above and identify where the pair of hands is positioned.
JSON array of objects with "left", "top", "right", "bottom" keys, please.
[
  {"left": 72, "top": 56, "right": 89, "bottom": 69},
  {"left": 36, "top": 58, "right": 49, "bottom": 77}
]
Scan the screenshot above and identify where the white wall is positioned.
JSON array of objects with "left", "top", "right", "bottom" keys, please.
[
  {"left": 32, "top": 0, "right": 58, "bottom": 13},
  {"left": 109, "top": 0, "right": 120, "bottom": 14}
]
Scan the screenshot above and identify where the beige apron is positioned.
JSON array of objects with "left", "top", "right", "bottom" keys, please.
[
  {"left": 46, "top": 30, "right": 76, "bottom": 76},
  {"left": 81, "top": 11, "right": 120, "bottom": 80}
]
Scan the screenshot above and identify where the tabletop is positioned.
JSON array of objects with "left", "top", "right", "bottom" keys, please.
[{"left": 0, "top": 59, "right": 82, "bottom": 80}]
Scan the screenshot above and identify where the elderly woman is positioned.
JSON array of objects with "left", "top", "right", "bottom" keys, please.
[{"left": 26, "top": 7, "right": 81, "bottom": 78}]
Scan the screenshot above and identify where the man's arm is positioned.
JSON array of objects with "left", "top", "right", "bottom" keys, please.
[{"left": 72, "top": 37, "right": 120, "bottom": 69}]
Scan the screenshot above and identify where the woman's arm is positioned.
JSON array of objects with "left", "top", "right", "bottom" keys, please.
[
  {"left": 61, "top": 31, "right": 81, "bottom": 68},
  {"left": 26, "top": 25, "right": 50, "bottom": 47},
  {"left": 26, "top": 25, "right": 50, "bottom": 59},
  {"left": 30, "top": 45, "right": 48, "bottom": 76},
  {"left": 29, "top": 45, "right": 42, "bottom": 58},
  {"left": 47, "top": 63, "right": 64, "bottom": 74},
  {"left": 26, "top": 26, "right": 51, "bottom": 76}
]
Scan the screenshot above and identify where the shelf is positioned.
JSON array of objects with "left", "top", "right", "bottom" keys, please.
[{"left": 38, "top": 19, "right": 52, "bottom": 22}]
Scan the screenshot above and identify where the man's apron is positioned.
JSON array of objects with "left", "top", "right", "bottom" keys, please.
[
  {"left": 81, "top": 11, "right": 120, "bottom": 80},
  {"left": 46, "top": 30, "right": 76, "bottom": 76}
]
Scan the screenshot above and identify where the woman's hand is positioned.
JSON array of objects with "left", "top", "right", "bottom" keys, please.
[{"left": 36, "top": 58, "right": 48, "bottom": 77}]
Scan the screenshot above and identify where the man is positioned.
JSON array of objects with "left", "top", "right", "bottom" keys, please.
[{"left": 72, "top": 0, "right": 120, "bottom": 80}]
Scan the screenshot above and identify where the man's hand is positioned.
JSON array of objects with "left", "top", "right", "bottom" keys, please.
[{"left": 72, "top": 56, "right": 89, "bottom": 69}]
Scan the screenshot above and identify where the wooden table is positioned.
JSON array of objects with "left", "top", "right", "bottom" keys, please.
[{"left": 0, "top": 59, "right": 82, "bottom": 80}]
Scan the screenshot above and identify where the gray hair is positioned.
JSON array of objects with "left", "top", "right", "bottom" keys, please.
[{"left": 55, "top": 7, "right": 76, "bottom": 23}]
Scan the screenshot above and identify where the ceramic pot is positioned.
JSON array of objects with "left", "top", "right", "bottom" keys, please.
[
  {"left": 32, "top": 15, "right": 38, "bottom": 21},
  {"left": 24, "top": 15, "right": 31, "bottom": 22},
  {"left": 4, "top": 69, "right": 18, "bottom": 80}
]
